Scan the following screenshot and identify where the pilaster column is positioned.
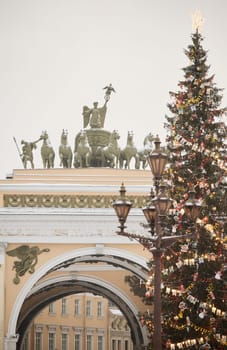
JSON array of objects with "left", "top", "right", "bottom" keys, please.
[
  {"left": 0, "top": 243, "right": 7, "bottom": 350},
  {"left": 4, "top": 335, "right": 18, "bottom": 350}
]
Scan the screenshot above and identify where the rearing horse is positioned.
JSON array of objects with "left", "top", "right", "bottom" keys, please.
[
  {"left": 119, "top": 131, "right": 139, "bottom": 169},
  {"left": 40, "top": 131, "right": 55, "bottom": 169},
  {"left": 101, "top": 130, "right": 120, "bottom": 168},
  {"left": 59, "top": 129, "right": 73, "bottom": 168}
]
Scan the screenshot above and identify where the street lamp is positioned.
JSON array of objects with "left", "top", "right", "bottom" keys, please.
[
  {"left": 113, "top": 136, "right": 201, "bottom": 350},
  {"left": 147, "top": 136, "right": 168, "bottom": 186},
  {"left": 112, "top": 183, "right": 132, "bottom": 235}
]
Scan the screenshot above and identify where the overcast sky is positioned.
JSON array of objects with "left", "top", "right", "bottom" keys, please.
[{"left": 0, "top": 0, "right": 226, "bottom": 179}]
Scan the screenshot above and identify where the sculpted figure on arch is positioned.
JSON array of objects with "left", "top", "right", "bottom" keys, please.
[
  {"left": 20, "top": 138, "right": 41, "bottom": 169},
  {"left": 82, "top": 101, "right": 107, "bottom": 129},
  {"left": 82, "top": 83, "right": 116, "bottom": 129}
]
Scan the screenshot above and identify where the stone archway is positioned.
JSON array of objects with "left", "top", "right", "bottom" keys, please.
[
  {"left": 6, "top": 247, "right": 150, "bottom": 350},
  {"left": 17, "top": 276, "right": 148, "bottom": 350}
]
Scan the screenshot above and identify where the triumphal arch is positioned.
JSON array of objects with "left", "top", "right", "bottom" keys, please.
[{"left": 0, "top": 86, "right": 156, "bottom": 350}]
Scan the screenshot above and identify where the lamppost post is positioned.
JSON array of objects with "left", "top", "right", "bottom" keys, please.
[
  {"left": 113, "top": 136, "right": 201, "bottom": 350},
  {"left": 152, "top": 247, "right": 162, "bottom": 350}
]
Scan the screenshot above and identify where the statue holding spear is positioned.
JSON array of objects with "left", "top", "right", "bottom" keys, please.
[{"left": 13, "top": 137, "right": 41, "bottom": 169}]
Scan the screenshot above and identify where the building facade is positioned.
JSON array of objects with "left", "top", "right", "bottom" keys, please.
[
  {"left": 21, "top": 293, "right": 133, "bottom": 350},
  {"left": 0, "top": 168, "right": 154, "bottom": 350}
]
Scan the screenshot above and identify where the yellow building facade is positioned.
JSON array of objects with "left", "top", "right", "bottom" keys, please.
[
  {"left": 22, "top": 293, "right": 133, "bottom": 350},
  {"left": 0, "top": 168, "right": 154, "bottom": 350}
]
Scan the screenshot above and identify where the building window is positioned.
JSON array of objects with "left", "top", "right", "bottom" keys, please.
[
  {"left": 97, "top": 335, "right": 103, "bottom": 350},
  {"left": 86, "top": 334, "right": 93, "bottom": 350},
  {"left": 86, "top": 300, "right": 92, "bottom": 317},
  {"left": 48, "top": 302, "right": 55, "bottom": 314},
  {"left": 74, "top": 299, "right": 80, "bottom": 316},
  {"left": 21, "top": 333, "right": 29, "bottom": 350},
  {"left": 74, "top": 334, "right": 81, "bottom": 350},
  {"left": 97, "top": 301, "right": 103, "bottom": 318},
  {"left": 62, "top": 297, "right": 68, "bottom": 315},
  {"left": 112, "top": 339, "right": 116, "bottom": 350},
  {"left": 112, "top": 339, "right": 122, "bottom": 350},
  {"left": 48, "top": 333, "right": 55, "bottom": 350},
  {"left": 62, "top": 333, "right": 69, "bottom": 350},
  {"left": 35, "top": 332, "right": 42, "bottom": 350}
]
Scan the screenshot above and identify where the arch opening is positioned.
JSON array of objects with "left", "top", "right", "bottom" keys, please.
[{"left": 17, "top": 278, "right": 148, "bottom": 350}]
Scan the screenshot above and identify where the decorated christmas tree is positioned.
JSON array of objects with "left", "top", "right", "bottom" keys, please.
[{"left": 139, "top": 17, "right": 227, "bottom": 350}]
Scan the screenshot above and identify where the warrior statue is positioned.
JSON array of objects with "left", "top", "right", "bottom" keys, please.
[
  {"left": 82, "top": 83, "right": 115, "bottom": 129},
  {"left": 14, "top": 137, "right": 41, "bottom": 169}
]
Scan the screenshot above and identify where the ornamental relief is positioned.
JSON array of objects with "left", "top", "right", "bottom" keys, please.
[
  {"left": 3, "top": 194, "right": 147, "bottom": 209},
  {"left": 7, "top": 245, "right": 50, "bottom": 284}
]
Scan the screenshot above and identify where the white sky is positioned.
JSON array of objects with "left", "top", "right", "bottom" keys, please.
[{"left": 0, "top": 0, "right": 227, "bottom": 179}]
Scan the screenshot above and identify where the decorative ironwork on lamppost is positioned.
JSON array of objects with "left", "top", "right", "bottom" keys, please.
[{"left": 112, "top": 136, "right": 201, "bottom": 350}]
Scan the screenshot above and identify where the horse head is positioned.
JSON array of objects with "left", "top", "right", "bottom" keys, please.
[
  {"left": 127, "top": 131, "right": 134, "bottom": 145},
  {"left": 40, "top": 131, "right": 49, "bottom": 142},
  {"left": 112, "top": 130, "right": 120, "bottom": 141},
  {"left": 60, "top": 129, "right": 68, "bottom": 146},
  {"left": 144, "top": 132, "right": 154, "bottom": 149},
  {"left": 78, "top": 130, "right": 89, "bottom": 146}
]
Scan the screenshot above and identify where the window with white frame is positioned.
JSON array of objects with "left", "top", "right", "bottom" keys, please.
[
  {"left": 86, "top": 300, "right": 92, "bottom": 317},
  {"left": 48, "top": 302, "right": 55, "bottom": 314},
  {"left": 97, "top": 301, "right": 103, "bottom": 318},
  {"left": 112, "top": 339, "right": 116, "bottom": 350},
  {"left": 86, "top": 334, "right": 93, "bottom": 350},
  {"left": 61, "top": 333, "right": 69, "bottom": 350},
  {"left": 74, "top": 334, "right": 81, "bottom": 350},
  {"left": 74, "top": 299, "right": 80, "bottom": 316},
  {"left": 48, "top": 332, "right": 55, "bottom": 350},
  {"left": 62, "top": 297, "right": 68, "bottom": 315},
  {"left": 97, "top": 335, "right": 103, "bottom": 350},
  {"left": 35, "top": 332, "right": 42, "bottom": 350}
]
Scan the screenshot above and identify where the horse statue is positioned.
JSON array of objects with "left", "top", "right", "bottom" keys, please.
[
  {"left": 100, "top": 130, "right": 121, "bottom": 168},
  {"left": 136, "top": 132, "right": 155, "bottom": 169},
  {"left": 59, "top": 129, "right": 73, "bottom": 168},
  {"left": 119, "top": 131, "right": 139, "bottom": 169},
  {"left": 74, "top": 130, "right": 92, "bottom": 168},
  {"left": 40, "top": 131, "right": 55, "bottom": 169}
]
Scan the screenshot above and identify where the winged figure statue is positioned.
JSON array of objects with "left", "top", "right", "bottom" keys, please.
[{"left": 7, "top": 245, "right": 50, "bottom": 284}]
